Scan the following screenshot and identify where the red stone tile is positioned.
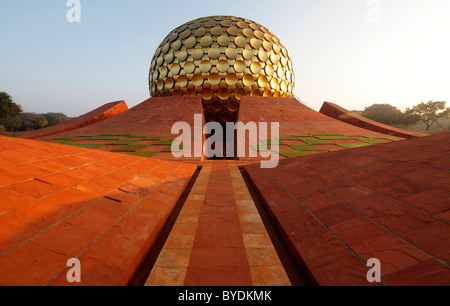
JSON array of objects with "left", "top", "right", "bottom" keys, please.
[
  {"left": 329, "top": 216, "right": 389, "bottom": 247},
  {"left": 0, "top": 242, "right": 69, "bottom": 286},
  {"left": 315, "top": 204, "right": 360, "bottom": 227},
  {"left": 384, "top": 259, "right": 450, "bottom": 286},
  {"left": 184, "top": 266, "right": 252, "bottom": 286},
  {"left": 30, "top": 222, "right": 99, "bottom": 257},
  {"left": 403, "top": 220, "right": 450, "bottom": 262}
]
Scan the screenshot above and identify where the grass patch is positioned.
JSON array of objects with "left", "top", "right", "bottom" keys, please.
[
  {"left": 152, "top": 139, "right": 174, "bottom": 146},
  {"left": 130, "top": 151, "right": 160, "bottom": 158},
  {"left": 355, "top": 138, "right": 385, "bottom": 144},
  {"left": 312, "top": 134, "right": 343, "bottom": 136},
  {"left": 336, "top": 143, "right": 372, "bottom": 149},
  {"left": 108, "top": 140, "right": 139, "bottom": 145},
  {"left": 280, "top": 150, "right": 308, "bottom": 158},
  {"left": 261, "top": 139, "right": 285, "bottom": 146},
  {"left": 279, "top": 136, "right": 299, "bottom": 140},
  {"left": 89, "top": 136, "right": 125, "bottom": 140},
  {"left": 70, "top": 144, "right": 103, "bottom": 149},
  {"left": 316, "top": 136, "right": 351, "bottom": 140},
  {"left": 301, "top": 139, "right": 332, "bottom": 145},
  {"left": 112, "top": 144, "right": 149, "bottom": 152},
  {"left": 143, "top": 137, "right": 164, "bottom": 140},
  {"left": 293, "top": 134, "right": 313, "bottom": 137},
  {"left": 289, "top": 144, "right": 324, "bottom": 151}
]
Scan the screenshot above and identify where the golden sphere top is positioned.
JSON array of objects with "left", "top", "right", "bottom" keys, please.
[{"left": 149, "top": 15, "right": 295, "bottom": 122}]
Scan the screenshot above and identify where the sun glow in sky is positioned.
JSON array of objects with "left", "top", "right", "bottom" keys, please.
[{"left": 1, "top": 0, "right": 449, "bottom": 117}]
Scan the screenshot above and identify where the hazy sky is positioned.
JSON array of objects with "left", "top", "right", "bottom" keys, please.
[{"left": 1, "top": 0, "right": 449, "bottom": 117}]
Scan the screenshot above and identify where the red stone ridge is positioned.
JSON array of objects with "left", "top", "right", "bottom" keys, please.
[
  {"left": 20, "top": 101, "right": 129, "bottom": 140},
  {"left": 320, "top": 101, "right": 424, "bottom": 139},
  {"left": 48, "top": 96, "right": 204, "bottom": 139},
  {"left": 0, "top": 135, "right": 197, "bottom": 286},
  {"left": 238, "top": 97, "right": 389, "bottom": 137},
  {"left": 244, "top": 132, "right": 450, "bottom": 286}
]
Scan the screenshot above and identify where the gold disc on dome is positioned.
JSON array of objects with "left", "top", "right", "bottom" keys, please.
[
  {"left": 221, "top": 19, "right": 233, "bottom": 27},
  {"left": 225, "top": 74, "right": 238, "bottom": 86},
  {"left": 185, "top": 37, "right": 197, "bottom": 49},
  {"left": 235, "top": 36, "right": 247, "bottom": 48},
  {"left": 218, "top": 35, "right": 230, "bottom": 47},
  {"left": 184, "top": 61, "right": 196, "bottom": 74},
  {"left": 199, "top": 60, "right": 212, "bottom": 72},
  {"left": 201, "top": 87, "right": 214, "bottom": 100},
  {"left": 234, "top": 60, "right": 246, "bottom": 73},
  {"left": 208, "top": 73, "right": 221, "bottom": 86},
  {"left": 258, "top": 75, "right": 269, "bottom": 88},
  {"left": 243, "top": 74, "right": 254, "bottom": 87},
  {"left": 251, "top": 88, "right": 262, "bottom": 96},
  {"left": 225, "top": 48, "right": 238, "bottom": 59},
  {"left": 227, "top": 100, "right": 240, "bottom": 112},
  {"left": 191, "top": 49, "right": 204, "bottom": 60},
  {"left": 176, "top": 75, "right": 188, "bottom": 87},
  {"left": 170, "top": 63, "right": 181, "bottom": 75},
  {"left": 176, "top": 50, "right": 188, "bottom": 61},
  {"left": 164, "top": 77, "right": 174, "bottom": 90},
  {"left": 242, "top": 28, "right": 254, "bottom": 38},
  {"left": 243, "top": 49, "right": 254, "bottom": 60},
  {"left": 250, "top": 38, "right": 261, "bottom": 49},
  {"left": 186, "top": 88, "right": 197, "bottom": 96},
  {"left": 200, "top": 36, "right": 213, "bottom": 47},
  {"left": 192, "top": 74, "right": 204, "bottom": 87},
  {"left": 250, "top": 62, "right": 262, "bottom": 74},
  {"left": 208, "top": 48, "right": 221, "bottom": 59},
  {"left": 254, "top": 31, "right": 265, "bottom": 40},
  {"left": 235, "top": 87, "right": 247, "bottom": 100},
  {"left": 211, "top": 100, "right": 223, "bottom": 112},
  {"left": 217, "top": 60, "right": 230, "bottom": 72},
  {"left": 237, "top": 21, "right": 248, "bottom": 28},
  {"left": 211, "top": 26, "right": 224, "bottom": 36},
  {"left": 194, "top": 27, "right": 207, "bottom": 36},
  {"left": 258, "top": 50, "right": 268, "bottom": 62},
  {"left": 227, "top": 26, "right": 240, "bottom": 36},
  {"left": 218, "top": 88, "right": 230, "bottom": 100}
]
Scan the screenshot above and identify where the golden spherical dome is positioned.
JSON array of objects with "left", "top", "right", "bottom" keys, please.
[{"left": 149, "top": 15, "right": 295, "bottom": 122}]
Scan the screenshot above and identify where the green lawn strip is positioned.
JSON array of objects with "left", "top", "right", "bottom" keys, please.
[
  {"left": 261, "top": 139, "right": 285, "bottom": 146},
  {"left": 107, "top": 139, "right": 139, "bottom": 145},
  {"left": 312, "top": 134, "right": 344, "bottom": 137},
  {"left": 130, "top": 151, "right": 161, "bottom": 158},
  {"left": 336, "top": 143, "right": 373, "bottom": 149},
  {"left": 293, "top": 134, "right": 314, "bottom": 137},
  {"left": 112, "top": 144, "right": 149, "bottom": 153},
  {"left": 98, "top": 134, "right": 133, "bottom": 137},
  {"left": 300, "top": 139, "right": 333, "bottom": 145},
  {"left": 152, "top": 139, "right": 174, "bottom": 146},
  {"left": 279, "top": 150, "right": 309, "bottom": 158},
  {"left": 289, "top": 144, "right": 325, "bottom": 151},
  {"left": 88, "top": 136, "right": 126, "bottom": 141},
  {"left": 316, "top": 136, "right": 352, "bottom": 140},
  {"left": 142, "top": 137, "right": 164, "bottom": 140},
  {"left": 69, "top": 144, "right": 104, "bottom": 149},
  {"left": 355, "top": 138, "right": 386, "bottom": 144},
  {"left": 279, "top": 136, "right": 298, "bottom": 140}
]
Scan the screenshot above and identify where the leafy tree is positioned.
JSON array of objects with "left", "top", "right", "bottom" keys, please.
[
  {"left": 34, "top": 116, "right": 48, "bottom": 129},
  {"left": 2, "top": 116, "right": 22, "bottom": 132},
  {"left": 363, "top": 104, "right": 419, "bottom": 127},
  {"left": 0, "top": 92, "right": 22, "bottom": 120},
  {"left": 406, "top": 101, "right": 450, "bottom": 131},
  {"left": 20, "top": 113, "right": 39, "bottom": 131},
  {"left": 41, "top": 113, "right": 69, "bottom": 127}
]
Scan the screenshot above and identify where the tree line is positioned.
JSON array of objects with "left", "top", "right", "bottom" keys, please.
[{"left": 0, "top": 92, "right": 71, "bottom": 132}]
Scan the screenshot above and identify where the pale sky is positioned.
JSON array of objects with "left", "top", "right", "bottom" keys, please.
[{"left": 1, "top": 0, "right": 449, "bottom": 117}]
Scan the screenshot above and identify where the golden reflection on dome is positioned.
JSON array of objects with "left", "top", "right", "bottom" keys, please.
[{"left": 149, "top": 15, "right": 295, "bottom": 122}]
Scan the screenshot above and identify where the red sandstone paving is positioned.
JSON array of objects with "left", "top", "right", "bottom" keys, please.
[
  {"left": 244, "top": 132, "right": 450, "bottom": 286},
  {"left": 0, "top": 135, "right": 197, "bottom": 286}
]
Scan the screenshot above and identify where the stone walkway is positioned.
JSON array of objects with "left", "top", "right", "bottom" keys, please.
[{"left": 145, "top": 161, "right": 294, "bottom": 286}]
